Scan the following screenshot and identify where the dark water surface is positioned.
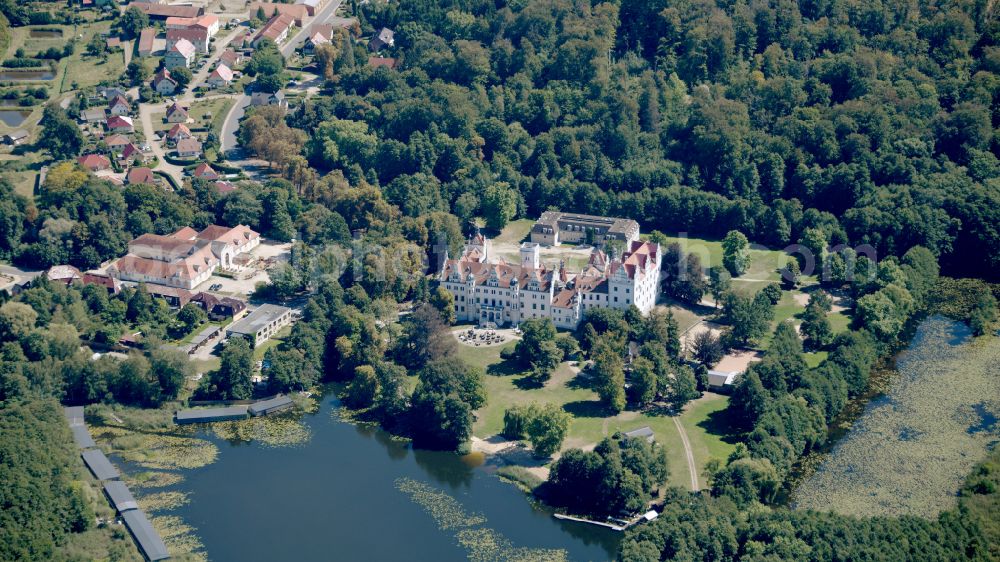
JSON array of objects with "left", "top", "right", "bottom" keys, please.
[
  {"left": 0, "top": 109, "right": 30, "bottom": 127},
  {"left": 166, "top": 394, "right": 619, "bottom": 561}
]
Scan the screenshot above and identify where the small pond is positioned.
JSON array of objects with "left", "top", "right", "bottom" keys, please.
[
  {"left": 0, "top": 69, "right": 55, "bottom": 81},
  {"left": 0, "top": 108, "right": 31, "bottom": 127},
  {"left": 28, "top": 29, "right": 63, "bottom": 38}
]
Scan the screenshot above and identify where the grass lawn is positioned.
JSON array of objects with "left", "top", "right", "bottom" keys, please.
[
  {"left": 188, "top": 97, "right": 233, "bottom": 135},
  {"left": 462, "top": 338, "right": 742, "bottom": 491},
  {"left": 829, "top": 310, "right": 851, "bottom": 333},
  {"left": 493, "top": 219, "right": 534, "bottom": 245},
  {"left": 803, "top": 351, "right": 828, "bottom": 368},
  {"left": 654, "top": 234, "right": 788, "bottom": 289},
  {"left": 680, "top": 392, "right": 739, "bottom": 472}
]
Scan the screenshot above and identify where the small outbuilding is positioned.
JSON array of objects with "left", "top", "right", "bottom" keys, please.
[
  {"left": 174, "top": 405, "right": 248, "bottom": 424},
  {"left": 82, "top": 449, "right": 120, "bottom": 481},
  {"left": 103, "top": 481, "right": 139, "bottom": 513},
  {"left": 622, "top": 426, "right": 655, "bottom": 443},
  {"left": 248, "top": 395, "right": 293, "bottom": 417}
]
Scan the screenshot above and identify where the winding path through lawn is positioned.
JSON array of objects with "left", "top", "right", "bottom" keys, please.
[{"left": 673, "top": 416, "right": 700, "bottom": 491}]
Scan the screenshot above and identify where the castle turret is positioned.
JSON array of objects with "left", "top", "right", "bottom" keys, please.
[{"left": 520, "top": 242, "right": 540, "bottom": 269}]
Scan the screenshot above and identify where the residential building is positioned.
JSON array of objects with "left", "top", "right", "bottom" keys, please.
[
  {"left": 165, "top": 102, "right": 188, "bottom": 123},
  {"left": 166, "top": 27, "right": 209, "bottom": 54},
  {"left": 180, "top": 224, "right": 261, "bottom": 267},
  {"left": 191, "top": 292, "right": 246, "bottom": 320},
  {"left": 152, "top": 68, "right": 177, "bottom": 95},
  {"left": 214, "top": 180, "right": 237, "bottom": 195},
  {"left": 166, "top": 123, "right": 192, "bottom": 143},
  {"left": 218, "top": 49, "right": 243, "bottom": 68},
  {"left": 82, "top": 272, "right": 121, "bottom": 294},
  {"left": 137, "top": 28, "right": 156, "bottom": 56},
  {"left": 3, "top": 129, "right": 29, "bottom": 145},
  {"left": 108, "top": 94, "right": 130, "bottom": 116},
  {"left": 126, "top": 167, "right": 155, "bottom": 185},
  {"left": 439, "top": 230, "right": 661, "bottom": 329},
  {"left": 368, "top": 56, "right": 397, "bottom": 70},
  {"left": 106, "top": 115, "right": 134, "bottom": 133},
  {"left": 145, "top": 284, "right": 194, "bottom": 308},
  {"left": 530, "top": 211, "right": 641, "bottom": 246},
  {"left": 368, "top": 27, "right": 394, "bottom": 52},
  {"left": 127, "top": 2, "right": 203, "bottom": 20},
  {"left": 250, "top": 90, "right": 287, "bottom": 109},
  {"left": 104, "top": 134, "right": 130, "bottom": 151},
  {"left": 225, "top": 304, "right": 293, "bottom": 347},
  {"left": 120, "top": 143, "right": 145, "bottom": 163},
  {"left": 304, "top": 32, "right": 329, "bottom": 53},
  {"left": 47, "top": 265, "right": 82, "bottom": 285},
  {"left": 175, "top": 138, "right": 202, "bottom": 158},
  {"left": 165, "top": 16, "right": 197, "bottom": 29},
  {"left": 206, "top": 63, "right": 233, "bottom": 88},
  {"left": 164, "top": 38, "right": 196, "bottom": 69},
  {"left": 253, "top": 13, "right": 295, "bottom": 46},
  {"left": 192, "top": 162, "right": 219, "bottom": 180},
  {"left": 249, "top": 2, "right": 306, "bottom": 25},
  {"left": 78, "top": 153, "right": 111, "bottom": 171},
  {"left": 191, "top": 14, "right": 220, "bottom": 38}
]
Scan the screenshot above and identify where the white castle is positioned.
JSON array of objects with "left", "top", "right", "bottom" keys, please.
[{"left": 439, "top": 230, "right": 662, "bottom": 329}]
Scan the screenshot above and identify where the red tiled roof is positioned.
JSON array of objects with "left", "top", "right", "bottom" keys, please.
[
  {"left": 127, "top": 167, "right": 155, "bottom": 184},
  {"left": 78, "top": 153, "right": 110, "bottom": 170}
]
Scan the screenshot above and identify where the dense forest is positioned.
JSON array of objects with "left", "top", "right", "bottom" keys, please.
[{"left": 286, "top": 0, "right": 1000, "bottom": 279}]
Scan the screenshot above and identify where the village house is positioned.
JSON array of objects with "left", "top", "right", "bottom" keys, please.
[
  {"left": 104, "top": 134, "right": 131, "bottom": 152},
  {"left": 164, "top": 38, "right": 196, "bottom": 69},
  {"left": 439, "top": 228, "right": 661, "bottom": 329},
  {"left": 47, "top": 265, "right": 82, "bottom": 285},
  {"left": 218, "top": 49, "right": 243, "bottom": 68},
  {"left": 192, "top": 162, "right": 219, "bottom": 180},
  {"left": 191, "top": 14, "right": 220, "bottom": 38},
  {"left": 137, "top": 28, "right": 156, "bottom": 56},
  {"left": 152, "top": 68, "right": 177, "bottom": 95},
  {"left": 368, "top": 27, "right": 394, "bottom": 52},
  {"left": 166, "top": 123, "right": 192, "bottom": 143},
  {"left": 108, "top": 94, "right": 131, "bottom": 116},
  {"left": 106, "top": 115, "right": 135, "bottom": 133},
  {"left": 166, "top": 27, "right": 209, "bottom": 54},
  {"left": 78, "top": 153, "right": 111, "bottom": 171},
  {"left": 214, "top": 180, "right": 237, "bottom": 195},
  {"left": 253, "top": 13, "right": 295, "bottom": 46},
  {"left": 303, "top": 32, "right": 329, "bottom": 54},
  {"left": 175, "top": 138, "right": 202, "bottom": 158},
  {"left": 165, "top": 16, "right": 197, "bottom": 30},
  {"left": 191, "top": 292, "right": 247, "bottom": 321},
  {"left": 126, "top": 167, "right": 155, "bottom": 185},
  {"left": 367, "top": 56, "right": 397, "bottom": 70},
  {"left": 250, "top": 90, "right": 287, "bottom": 109},
  {"left": 120, "top": 143, "right": 145, "bottom": 164},
  {"left": 206, "top": 63, "right": 234, "bottom": 88},
  {"left": 165, "top": 102, "right": 188, "bottom": 123}
]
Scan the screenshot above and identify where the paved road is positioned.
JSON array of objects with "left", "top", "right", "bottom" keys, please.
[
  {"left": 673, "top": 416, "right": 700, "bottom": 491},
  {"left": 220, "top": 0, "right": 344, "bottom": 154}
]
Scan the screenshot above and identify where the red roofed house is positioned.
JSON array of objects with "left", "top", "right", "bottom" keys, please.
[
  {"left": 165, "top": 16, "right": 198, "bottom": 29},
  {"left": 367, "top": 56, "right": 398, "bottom": 70},
  {"left": 82, "top": 272, "right": 121, "bottom": 294},
  {"left": 127, "top": 3, "right": 204, "bottom": 20},
  {"left": 153, "top": 68, "right": 178, "bottom": 95},
  {"left": 176, "top": 138, "right": 203, "bottom": 158},
  {"left": 193, "top": 163, "right": 219, "bottom": 180},
  {"left": 214, "top": 181, "right": 238, "bottom": 195},
  {"left": 106, "top": 115, "right": 134, "bottom": 133},
  {"left": 192, "top": 14, "right": 220, "bottom": 38},
  {"left": 121, "top": 143, "right": 145, "bottom": 163},
  {"left": 108, "top": 94, "right": 131, "bottom": 116},
  {"left": 206, "top": 64, "right": 234, "bottom": 88},
  {"left": 78, "top": 153, "right": 111, "bottom": 171},
  {"left": 127, "top": 167, "right": 156, "bottom": 185},
  {"left": 166, "top": 123, "right": 192, "bottom": 143},
  {"left": 219, "top": 49, "right": 243, "bottom": 68},
  {"left": 165, "top": 103, "right": 189, "bottom": 123},
  {"left": 166, "top": 27, "right": 209, "bottom": 54},
  {"left": 104, "top": 134, "right": 130, "bottom": 151},
  {"left": 253, "top": 13, "right": 295, "bottom": 47}
]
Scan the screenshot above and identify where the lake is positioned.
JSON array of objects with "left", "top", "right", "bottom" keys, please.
[
  {"left": 791, "top": 316, "right": 1000, "bottom": 517},
  {"left": 0, "top": 108, "right": 31, "bottom": 127},
  {"left": 159, "top": 393, "right": 620, "bottom": 561}
]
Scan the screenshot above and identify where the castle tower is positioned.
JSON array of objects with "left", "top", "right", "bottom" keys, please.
[{"left": 520, "top": 242, "right": 540, "bottom": 269}]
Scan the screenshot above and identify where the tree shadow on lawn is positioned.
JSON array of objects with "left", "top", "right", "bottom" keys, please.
[
  {"left": 562, "top": 400, "right": 609, "bottom": 418},
  {"left": 486, "top": 359, "right": 523, "bottom": 377},
  {"left": 513, "top": 372, "right": 546, "bottom": 390},
  {"left": 697, "top": 407, "right": 744, "bottom": 445}
]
